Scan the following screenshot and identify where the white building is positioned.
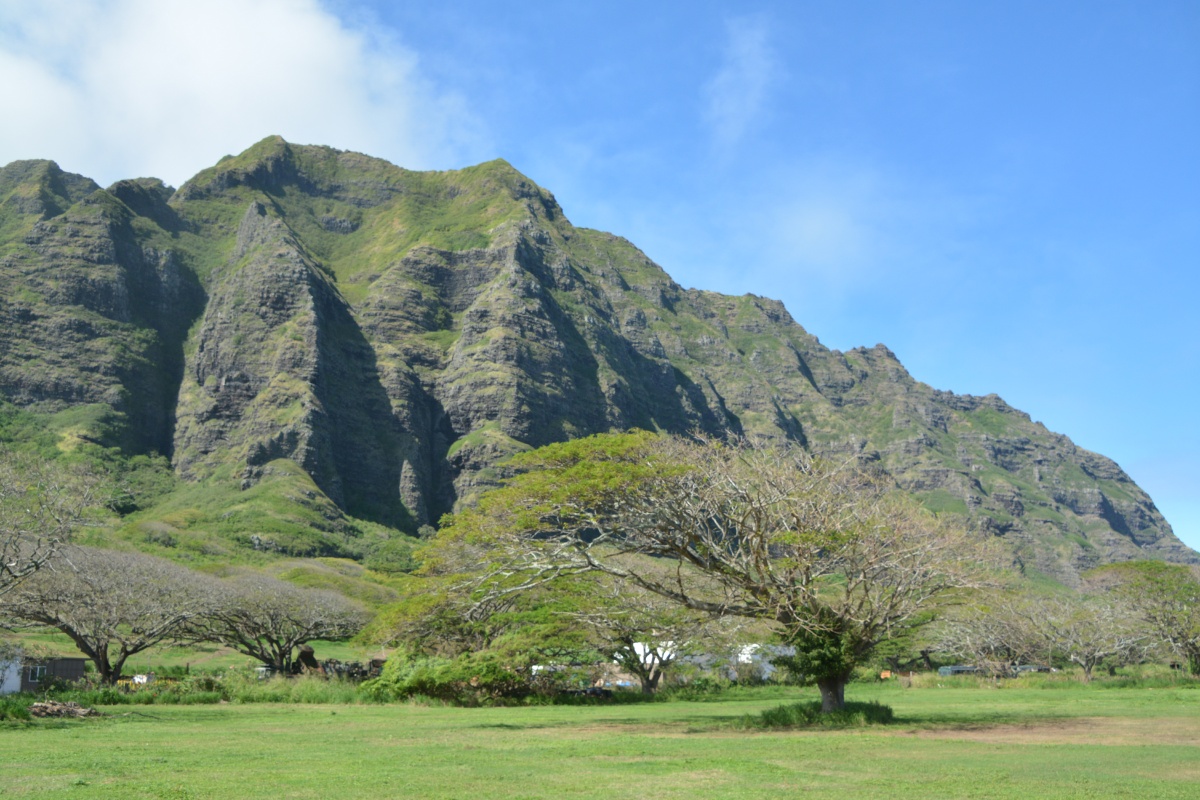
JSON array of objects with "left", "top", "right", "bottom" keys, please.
[{"left": 0, "top": 658, "right": 21, "bottom": 695}]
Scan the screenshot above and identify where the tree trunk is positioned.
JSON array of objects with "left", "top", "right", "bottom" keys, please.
[
  {"left": 61, "top": 629, "right": 118, "bottom": 684},
  {"left": 817, "top": 676, "right": 846, "bottom": 712},
  {"left": 92, "top": 652, "right": 123, "bottom": 685},
  {"left": 638, "top": 666, "right": 661, "bottom": 694}
]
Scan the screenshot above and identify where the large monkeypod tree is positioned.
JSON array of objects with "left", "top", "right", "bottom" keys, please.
[{"left": 432, "top": 431, "right": 996, "bottom": 712}]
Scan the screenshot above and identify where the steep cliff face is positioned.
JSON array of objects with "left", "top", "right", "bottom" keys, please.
[
  {"left": 172, "top": 199, "right": 407, "bottom": 528},
  {"left": 0, "top": 138, "right": 1192, "bottom": 581},
  {"left": 0, "top": 160, "right": 203, "bottom": 455}
]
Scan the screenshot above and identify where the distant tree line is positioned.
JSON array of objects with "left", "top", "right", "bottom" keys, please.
[{"left": 0, "top": 544, "right": 367, "bottom": 683}]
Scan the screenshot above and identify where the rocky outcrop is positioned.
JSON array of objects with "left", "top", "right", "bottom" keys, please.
[{"left": 0, "top": 137, "right": 1193, "bottom": 581}]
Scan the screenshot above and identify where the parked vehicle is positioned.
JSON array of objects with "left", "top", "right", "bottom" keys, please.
[{"left": 937, "top": 665, "right": 980, "bottom": 677}]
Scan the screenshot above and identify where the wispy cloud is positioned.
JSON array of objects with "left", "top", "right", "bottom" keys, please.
[
  {"left": 702, "top": 15, "right": 776, "bottom": 151},
  {"left": 755, "top": 158, "right": 994, "bottom": 290},
  {"left": 0, "top": 0, "right": 485, "bottom": 186}
]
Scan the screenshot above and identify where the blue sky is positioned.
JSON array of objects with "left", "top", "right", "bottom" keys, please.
[{"left": 2, "top": 1, "right": 1197, "bottom": 551}]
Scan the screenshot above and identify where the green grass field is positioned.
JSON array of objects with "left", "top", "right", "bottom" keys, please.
[{"left": 3, "top": 684, "right": 1197, "bottom": 799}]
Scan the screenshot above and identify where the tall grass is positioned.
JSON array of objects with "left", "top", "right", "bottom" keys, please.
[
  {"left": 223, "top": 674, "right": 365, "bottom": 704},
  {"left": 42, "top": 671, "right": 377, "bottom": 706},
  {"left": 898, "top": 665, "right": 1198, "bottom": 691}
]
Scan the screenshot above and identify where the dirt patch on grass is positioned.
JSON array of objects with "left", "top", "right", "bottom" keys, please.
[{"left": 908, "top": 717, "right": 1200, "bottom": 746}]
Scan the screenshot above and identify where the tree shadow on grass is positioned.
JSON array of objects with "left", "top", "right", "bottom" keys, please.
[{"left": 890, "top": 709, "right": 1065, "bottom": 732}]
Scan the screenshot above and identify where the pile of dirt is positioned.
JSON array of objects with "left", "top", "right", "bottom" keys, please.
[{"left": 28, "top": 700, "right": 100, "bottom": 719}]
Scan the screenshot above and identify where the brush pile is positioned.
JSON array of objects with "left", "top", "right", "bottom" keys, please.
[{"left": 28, "top": 700, "right": 99, "bottom": 718}]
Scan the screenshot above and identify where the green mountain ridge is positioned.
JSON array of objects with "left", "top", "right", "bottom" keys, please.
[{"left": 1, "top": 136, "right": 1193, "bottom": 584}]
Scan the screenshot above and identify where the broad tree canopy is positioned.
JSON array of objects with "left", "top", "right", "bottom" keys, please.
[
  {"left": 433, "top": 432, "right": 998, "bottom": 710},
  {"left": 184, "top": 574, "right": 369, "bottom": 672}
]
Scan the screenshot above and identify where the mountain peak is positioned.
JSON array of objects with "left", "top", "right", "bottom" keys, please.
[
  {"left": 0, "top": 139, "right": 1192, "bottom": 581},
  {"left": 0, "top": 159, "right": 101, "bottom": 220}
]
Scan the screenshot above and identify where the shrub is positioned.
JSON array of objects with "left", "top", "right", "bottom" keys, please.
[
  {"left": 364, "top": 538, "right": 420, "bottom": 574},
  {"left": 0, "top": 696, "right": 32, "bottom": 722},
  {"left": 748, "top": 700, "right": 894, "bottom": 729},
  {"left": 57, "top": 687, "right": 138, "bottom": 706},
  {"left": 361, "top": 650, "right": 530, "bottom": 705},
  {"left": 661, "top": 676, "right": 733, "bottom": 701}
]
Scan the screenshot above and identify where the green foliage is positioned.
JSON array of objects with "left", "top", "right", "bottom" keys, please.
[
  {"left": 360, "top": 649, "right": 534, "bottom": 705},
  {"left": 772, "top": 619, "right": 861, "bottom": 689},
  {"left": 364, "top": 573, "right": 598, "bottom": 673},
  {"left": 44, "top": 672, "right": 369, "bottom": 706},
  {"left": 362, "top": 537, "right": 420, "bottom": 575},
  {"left": 218, "top": 673, "right": 365, "bottom": 704},
  {"left": 438, "top": 430, "right": 671, "bottom": 545},
  {"left": 749, "top": 700, "right": 894, "bottom": 729},
  {"left": 0, "top": 696, "right": 33, "bottom": 722}
]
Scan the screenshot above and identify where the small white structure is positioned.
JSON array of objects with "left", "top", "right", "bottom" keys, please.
[
  {"left": 732, "top": 644, "right": 795, "bottom": 681},
  {"left": 1, "top": 659, "right": 21, "bottom": 695}
]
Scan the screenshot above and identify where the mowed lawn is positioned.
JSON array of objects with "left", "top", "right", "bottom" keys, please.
[{"left": 2, "top": 685, "right": 1198, "bottom": 799}]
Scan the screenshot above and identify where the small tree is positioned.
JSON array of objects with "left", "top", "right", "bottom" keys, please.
[
  {"left": 3, "top": 547, "right": 219, "bottom": 683},
  {"left": 936, "top": 594, "right": 1047, "bottom": 678},
  {"left": 434, "top": 432, "right": 998, "bottom": 711},
  {"left": 937, "top": 592, "right": 1148, "bottom": 682},
  {"left": 1038, "top": 596, "right": 1146, "bottom": 681},
  {"left": 0, "top": 453, "right": 102, "bottom": 598},
  {"left": 185, "top": 574, "right": 368, "bottom": 672},
  {"left": 1089, "top": 561, "right": 1200, "bottom": 675},
  {"left": 362, "top": 578, "right": 600, "bottom": 702}
]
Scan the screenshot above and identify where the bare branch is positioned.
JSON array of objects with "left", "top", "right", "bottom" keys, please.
[{"left": 0, "top": 454, "right": 103, "bottom": 597}]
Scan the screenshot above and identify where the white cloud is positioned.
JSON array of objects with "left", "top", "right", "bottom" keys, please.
[
  {"left": 0, "top": 0, "right": 484, "bottom": 187},
  {"left": 773, "top": 200, "right": 869, "bottom": 276},
  {"left": 702, "top": 15, "right": 776, "bottom": 150},
  {"left": 759, "top": 164, "right": 888, "bottom": 287},
  {"left": 750, "top": 158, "right": 995, "bottom": 291}
]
